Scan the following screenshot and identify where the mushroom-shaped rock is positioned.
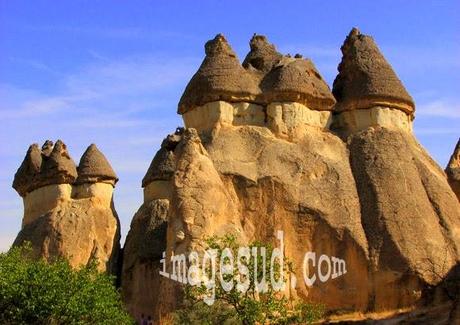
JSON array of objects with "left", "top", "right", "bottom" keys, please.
[
  {"left": 12, "top": 144, "right": 42, "bottom": 197},
  {"left": 178, "top": 34, "right": 260, "bottom": 114},
  {"left": 142, "top": 149, "right": 176, "bottom": 188},
  {"left": 38, "top": 140, "right": 77, "bottom": 187},
  {"left": 242, "top": 34, "right": 283, "bottom": 74},
  {"left": 261, "top": 56, "right": 336, "bottom": 110},
  {"left": 333, "top": 28, "right": 415, "bottom": 114},
  {"left": 76, "top": 144, "right": 118, "bottom": 186},
  {"left": 446, "top": 138, "right": 460, "bottom": 201}
]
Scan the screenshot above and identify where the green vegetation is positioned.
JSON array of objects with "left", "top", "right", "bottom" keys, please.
[
  {"left": 174, "top": 235, "right": 324, "bottom": 325},
  {"left": 0, "top": 243, "right": 133, "bottom": 325}
]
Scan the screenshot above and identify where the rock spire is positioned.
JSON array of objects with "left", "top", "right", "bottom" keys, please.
[
  {"left": 76, "top": 144, "right": 118, "bottom": 186},
  {"left": 332, "top": 28, "right": 415, "bottom": 114},
  {"left": 38, "top": 140, "right": 78, "bottom": 187},
  {"left": 242, "top": 34, "right": 283, "bottom": 73},
  {"left": 178, "top": 34, "right": 260, "bottom": 114},
  {"left": 142, "top": 128, "right": 183, "bottom": 187},
  {"left": 261, "top": 56, "right": 336, "bottom": 110},
  {"left": 12, "top": 144, "right": 43, "bottom": 197}
]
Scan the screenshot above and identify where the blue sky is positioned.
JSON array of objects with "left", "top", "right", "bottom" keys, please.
[{"left": 0, "top": 1, "right": 459, "bottom": 251}]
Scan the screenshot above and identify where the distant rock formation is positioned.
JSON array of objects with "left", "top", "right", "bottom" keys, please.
[
  {"left": 12, "top": 141, "right": 120, "bottom": 273},
  {"left": 447, "top": 139, "right": 460, "bottom": 201},
  {"left": 122, "top": 29, "right": 460, "bottom": 323}
]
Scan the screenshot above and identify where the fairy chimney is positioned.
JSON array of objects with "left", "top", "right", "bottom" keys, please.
[
  {"left": 72, "top": 144, "right": 119, "bottom": 208},
  {"left": 332, "top": 28, "right": 415, "bottom": 134},
  {"left": 142, "top": 128, "right": 183, "bottom": 202},
  {"left": 12, "top": 141, "right": 121, "bottom": 273}
]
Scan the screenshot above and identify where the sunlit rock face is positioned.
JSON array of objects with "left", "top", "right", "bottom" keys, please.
[
  {"left": 122, "top": 31, "right": 460, "bottom": 323},
  {"left": 12, "top": 142, "right": 121, "bottom": 273}
]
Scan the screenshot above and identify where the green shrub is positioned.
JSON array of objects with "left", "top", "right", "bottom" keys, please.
[
  {"left": 174, "top": 234, "right": 324, "bottom": 325},
  {"left": 0, "top": 243, "right": 133, "bottom": 325}
]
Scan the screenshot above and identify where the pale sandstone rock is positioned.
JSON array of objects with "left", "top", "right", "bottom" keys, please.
[
  {"left": 124, "top": 122, "right": 460, "bottom": 321},
  {"left": 14, "top": 194, "right": 120, "bottom": 272},
  {"left": 348, "top": 127, "right": 460, "bottom": 309},
  {"left": 266, "top": 102, "right": 332, "bottom": 138},
  {"left": 333, "top": 106, "right": 413, "bottom": 136},
  {"left": 183, "top": 100, "right": 332, "bottom": 139},
  {"left": 12, "top": 142, "right": 121, "bottom": 273},
  {"left": 182, "top": 101, "right": 265, "bottom": 132},
  {"left": 72, "top": 182, "right": 115, "bottom": 207},
  {"left": 23, "top": 184, "right": 72, "bottom": 227},
  {"left": 123, "top": 31, "right": 460, "bottom": 322},
  {"left": 143, "top": 180, "right": 172, "bottom": 202}
]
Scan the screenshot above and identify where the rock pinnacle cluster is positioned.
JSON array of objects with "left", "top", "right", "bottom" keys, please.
[
  {"left": 11, "top": 29, "right": 460, "bottom": 323},
  {"left": 12, "top": 141, "right": 120, "bottom": 272}
]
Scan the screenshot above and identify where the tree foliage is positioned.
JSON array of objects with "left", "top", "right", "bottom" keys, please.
[
  {"left": 174, "top": 235, "right": 324, "bottom": 325},
  {"left": 0, "top": 243, "right": 133, "bottom": 325}
]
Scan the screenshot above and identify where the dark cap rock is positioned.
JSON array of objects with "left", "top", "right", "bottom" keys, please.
[
  {"left": 261, "top": 56, "right": 336, "bottom": 110},
  {"left": 142, "top": 148, "right": 176, "bottom": 188},
  {"left": 38, "top": 140, "right": 77, "bottom": 187},
  {"left": 13, "top": 144, "right": 43, "bottom": 197},
  {"left": 333, "top": 28, "right": 415, "bottom": 114},
  {"left": 242, "top": 34, "right": 283, "bottom": 73},
  {"left": 178, "top": 34, "right": 260, "bottom": 114},
  {"left": 76, "top": 144, "right": 118, "bottom": 186}
]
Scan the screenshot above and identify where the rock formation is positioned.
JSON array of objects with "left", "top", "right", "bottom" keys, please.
[
  {"left": 122, "top": 29, "right": 460, "bottom": 323},
  {"left": 11, "top": 28, "right": 459, "bottom": 323},
  {"left": 447, "top": 139, "right": 460, "bottom": 201},
  {"left": 12, "top": 141, "right": 120, "bottom": 273},
  {"left": 332, "top": 28, "right": 415, "bottom": 115}
]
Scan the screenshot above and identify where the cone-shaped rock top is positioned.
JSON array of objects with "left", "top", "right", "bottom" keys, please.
[
  {"left": 261, "top": 56, "right": 336, "bottom": 110},
  {"left": 142, "top": 149, "right": 176, "bottom": 188},
  {"left": 178, "top": 34, "right": 260, "bottom": 114},
  {"left": 13, "top": 144, "right": 43, "bottom": 197},
  {"left": 242, "top": 34, "right": 283, "bottom": 73},
  {"left": 76, "top": 144, "right": 118, "bottom": 186},
  {"left": 142, "top": 128, "right": 183, "bottom": 187},
  {"left": 333, "top": 28, "right": 415, "bottom": 114},
  {"left": 39, "top": 140, "right": 77, "bottom": 186}
]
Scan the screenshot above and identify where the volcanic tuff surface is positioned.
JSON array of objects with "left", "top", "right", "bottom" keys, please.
[
  {"left": 121, "top": 29, "right": 460, "bottom": 323},
  {"left": 11, "top": 28, "right": 460, "bottom": 323},
  {"left": 12, "top": 141, "right": 120, "bottom": 273}
]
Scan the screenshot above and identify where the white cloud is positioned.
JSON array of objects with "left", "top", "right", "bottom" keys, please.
[
  {"left": 0, "top": 55, "right": 197, "bottom": 120},
  {"left": 417, "top": 100, "right": 460, "bottom": 118}
]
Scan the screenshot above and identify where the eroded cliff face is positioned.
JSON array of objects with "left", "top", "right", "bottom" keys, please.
[
  {"left": 121, "top": 30, "right": 460, "bottom": 322},
  {"left": 12, "top": 142, "right": 121, "bottom": 273}
]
